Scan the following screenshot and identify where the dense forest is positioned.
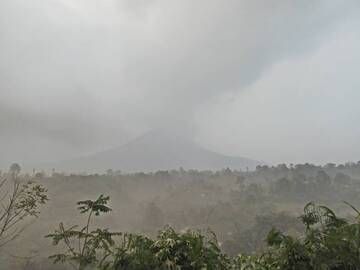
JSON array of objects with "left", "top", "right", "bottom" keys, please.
[{"left": 1, "top": 162, "right": 360, "bottom": 269}]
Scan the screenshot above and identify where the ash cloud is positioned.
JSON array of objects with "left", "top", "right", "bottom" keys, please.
[{"left": 0, "top": 0, "right": 359, "bottom": 167}]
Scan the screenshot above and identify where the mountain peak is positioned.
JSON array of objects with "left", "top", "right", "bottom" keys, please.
[{"left": 47, "top": 131, "right": 262, "bottom": 173}]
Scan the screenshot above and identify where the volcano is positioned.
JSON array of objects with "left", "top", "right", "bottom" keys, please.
[{"left": 47, "top": 131, "right": 262, "bottom": 173}]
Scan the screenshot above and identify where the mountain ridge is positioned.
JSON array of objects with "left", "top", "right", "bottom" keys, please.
[{"left": 42, "top": 131, "right": 262, "bottom": 173}]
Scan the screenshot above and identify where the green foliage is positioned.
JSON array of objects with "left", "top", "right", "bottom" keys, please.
[
  {"left": 46, "top": 195, "right": 120, "bottom": 270},
  {"left": 77, "top": 195, "right": 112, "bottom": 216},
  {"left": 15, "top": 181, "right": 48, "bottom": 217},
  {"left": 47, "top": 195, "right": 360, "bottom": 270},
  {"left": 100, "top": 226, "right": 231, "bottom": 269},
  {"left": 48, "top": 195, "right": 230, "bottom": 270},
  {"left": 105, "top": 233, "right": 157, "bottom": 269},
  {"left": 263, "top": 202, "right": 360, "bottom": 270},
  {"left": 151, "top": 227, "right": 229, "bottom": 269},
  {"left": 232, "top": 254, "right": 275, "bottom": 270}
]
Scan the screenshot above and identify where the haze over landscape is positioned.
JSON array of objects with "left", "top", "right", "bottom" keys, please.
[{"left": 1, "top": 1, "right": 360, "bottom": 270}]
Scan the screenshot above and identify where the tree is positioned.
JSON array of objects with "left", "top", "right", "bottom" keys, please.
[
  {"left": 315, "top": 170, "right": 331, "bottom": 188},
  {"left": 143, "top": 202, "right": 164, "bottom": 230},
  {"left": 9, "top": 163, "right": 21, "bottom": 180},
  {"left": 0, "top": 178, "right": 47, "bottom": 248},
  {"left": 272, "top": 177, "right": 292, "bottom": 196},
  {"left": 265, "top": 201, "right": 360, "bottom": 270},
  {"left": 46, "top": 195, "right": 119, "bottom": 270},
  {"left": 334, "top": 172, "right": 351, "bottom": 186},
  {"left": 47, "top": 196, "right": 230, "bottom": 270},
  {"left": 46, "top": 192, "right": 360, "bottom": 270}
]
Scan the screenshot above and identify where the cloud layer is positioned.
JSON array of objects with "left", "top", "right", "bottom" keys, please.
[{"left": 0, "top": 0, "right": 359, "bottom": 167}]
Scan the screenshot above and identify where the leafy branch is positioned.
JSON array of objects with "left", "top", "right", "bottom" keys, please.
[{"left": 46, "top": 195, "right": 120, "bottom": 270}]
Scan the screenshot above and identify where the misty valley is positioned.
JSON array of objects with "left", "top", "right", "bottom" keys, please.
[{"left": 2, "top": 162, "right": 360, "bottom": 269}]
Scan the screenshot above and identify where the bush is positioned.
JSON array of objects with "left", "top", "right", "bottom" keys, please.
[{"left": 47, "top": 196, "right": 360, "bottom": 270}]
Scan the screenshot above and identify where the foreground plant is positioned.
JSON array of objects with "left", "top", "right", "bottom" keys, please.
[
  {"left": 0, "top": 176, "right": 48, "bottom": 248},
  {"left": 47, "top": 195, "right": 360, "bottom": 270},
  {"left": 106, "top": 226, "right": 229, "bottom": 270},
  {"left": 46, "top": 195, "right": 120, "bottom": 270},
  {"left": 264, "top": 202, "right": 360, "bottom": 270}
]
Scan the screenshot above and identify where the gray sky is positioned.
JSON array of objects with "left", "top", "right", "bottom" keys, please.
[{"left": 0, "top": 0, "right": 360, "bottom": 167}]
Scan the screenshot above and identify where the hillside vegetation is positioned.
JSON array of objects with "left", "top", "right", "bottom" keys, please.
[{"left": 2, "top": 161, "right": 360, "bottom": 269}]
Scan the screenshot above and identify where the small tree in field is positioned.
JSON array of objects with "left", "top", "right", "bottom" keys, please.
[
  {"left": 46, "top": 195, "right": 120, "bottom": 270},
  {"left": 9, "top": 163, "right": 21, "bottom": 180},
  {"left": 0, "top": 174, "right": 48, "bottom": 248}
]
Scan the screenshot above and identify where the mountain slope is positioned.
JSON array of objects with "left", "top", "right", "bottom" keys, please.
[{"left": 47, "top": 131, "right": 262, "bottom": 173}]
